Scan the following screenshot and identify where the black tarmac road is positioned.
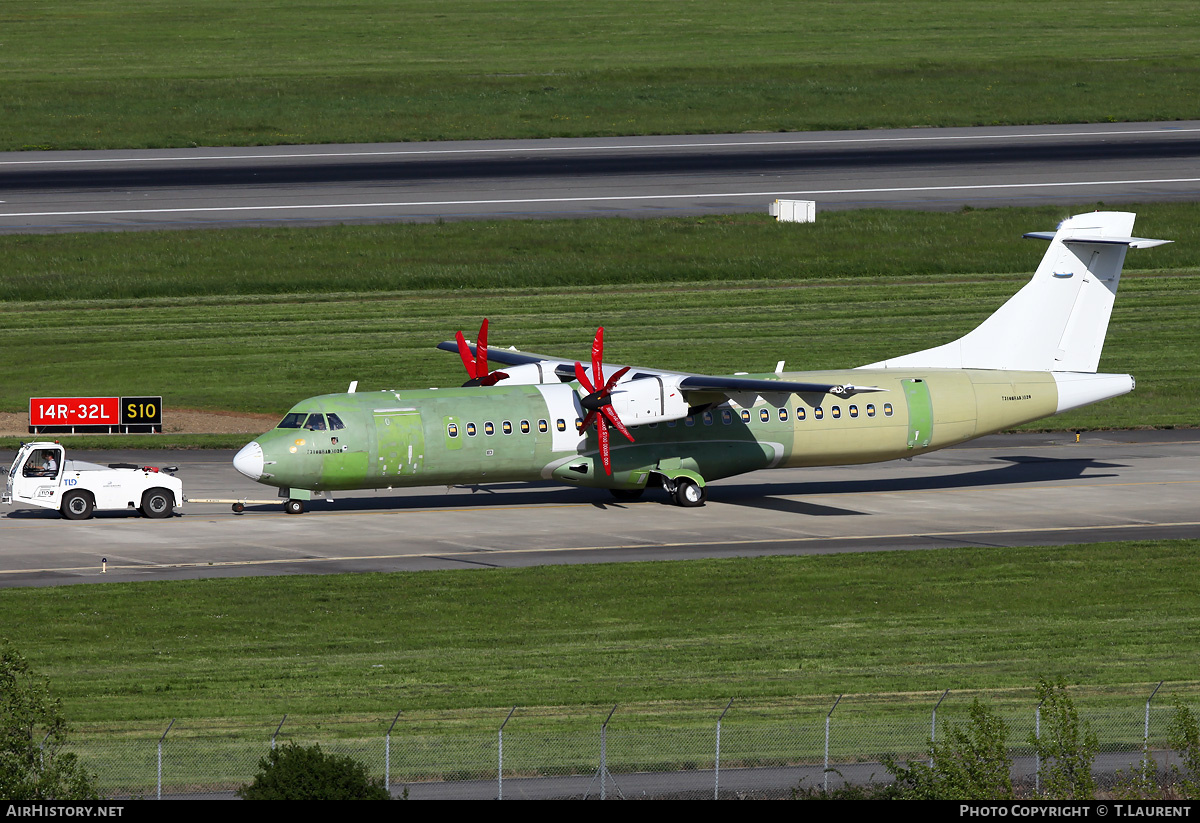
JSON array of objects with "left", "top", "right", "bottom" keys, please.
[{"left": 2, "top": 122, "right": 1199, "bottom": 232}]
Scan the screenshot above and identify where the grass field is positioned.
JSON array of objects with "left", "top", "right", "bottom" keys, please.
[
  {"left": 0, "top": 205, "right": 1196, "bottom": 450},
  {"left": 4, "top": 1, "right": 1199, "bottom": 150},
  {"left": 2, "top": 540, "right": 1198, "bottom": 738}
]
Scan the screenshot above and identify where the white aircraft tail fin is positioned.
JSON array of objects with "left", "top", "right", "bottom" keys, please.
[{"left": 862, "top": 211, "right": 1170, "bottom": 373}]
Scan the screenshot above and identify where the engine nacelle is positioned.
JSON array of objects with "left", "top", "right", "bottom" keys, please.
[
  {"left": 496, "top": 362, "right": 558, "bottom": 386},
  {"left": 609, "top": 377, "right": 689, "bottom": 425}
]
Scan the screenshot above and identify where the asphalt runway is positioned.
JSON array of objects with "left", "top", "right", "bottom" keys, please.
[
  {"left": 3, "top": 430, "right": 1196, "bottom": 588},
  {"left": 2, "top": 122, "right": 1200, "bottom": 232}
]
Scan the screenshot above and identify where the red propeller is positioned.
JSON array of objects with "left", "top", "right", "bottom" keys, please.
[
  {"left": 574, "top": 327, "right": 634, "bottom": 476},
  {"left": 455, "top": 319, "right": 509, "bottom": 387}
]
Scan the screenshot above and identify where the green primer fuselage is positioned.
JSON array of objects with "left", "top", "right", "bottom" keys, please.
[{"left": 249, "top": 368, "right": 1058, "bottom": 495}]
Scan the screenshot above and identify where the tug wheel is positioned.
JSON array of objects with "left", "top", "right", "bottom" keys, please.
[
  {"left": 140, "top": 488, "right": 174, "bottom": 519},
  {"left": 61, "top": 490, "right": 95, "bottom": 521}
]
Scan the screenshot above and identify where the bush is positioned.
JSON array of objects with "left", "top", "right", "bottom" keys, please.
[
  {"left": 237, "top": 742, "right": 390, "bottom": 800},
  {"left": 1029, "top": 678, "right": 1098, "bottom": 800},
  {"left": 0, "top": 641, "right": 100, "bottom": 801},
  {"left": 885, "top": 698, "right": 1014, "bottom": 800},
  {"left": 1167, "top": 700, "right": 1200, "bottom": 799},
  {"left": 1111, "top": 749, "right": 1161, "bottom": 801}
]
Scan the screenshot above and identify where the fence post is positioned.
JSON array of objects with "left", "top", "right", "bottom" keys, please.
[
  {"left": 1144, "top": 681, "right": 1164, "bottom": 770},
  {"left": 271, "top": 714, "right": 287, "bottom": 750},
  {"left": 157, "top": 719, "right": 173, "bottom": 800},
  {"left": 824, "top": 695, "right": 842, "bottom": 793},
  {"left": 930, "top": 690, "right": 949, "bottom": 767},
  {"left": 386, "top": 710, "right": 401, "bottom": 794},
  {"left": 1034, "top": 698, "right": 1044, "bottom": 794},
  {"left": 715, "top": 698, "right": 733, "bottom": 800},
  {"left": 498, "top": 706, "right": 516, "bottom": 801},
  {"left": 601, "top": 704, "right": 617, "bottom": 800}
]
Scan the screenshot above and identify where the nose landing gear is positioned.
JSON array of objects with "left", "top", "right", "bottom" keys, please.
[
  {"left": 652, "top": 470, "right": 707, "bottom": 508},
  {"left": 671, "top": 477, "right": 707, "bottom": 507}
]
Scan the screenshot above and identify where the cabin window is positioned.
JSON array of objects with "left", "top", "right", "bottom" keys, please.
[
  {"left": 700, "top": 411, "right": 711, "bottom": 426},
  {"left": 759, "top": 408, "right": 770, "bottom": 422},
  {"left": 722, "top": 409, "right": 732, "bottom": 425},
  {"left": 447, "top": 423, "right": 459, "bottom": 438},
  {"left": 685, "top": 416, "right": 695, "bottom": 427},
  {"left": 866, "top": 404, "right": 876, "bottom": 417},
  {"left": 575, "top": 418, "right": 582, "bottom": 431},
  {"left": 484, "top": 422, "right": 495, "bottom": 436},
  {"left": 884, "top": 403, "right": 894, "bottom": 417},
  {"left": 520, "top": 420, "right": 531, "bottom": 434},
  {"left": 277, "top": 412, "right": 306, "bottom": 429},
  {"left": 502, "top": 421, "right": 513, "bottom": 435},
  {"left": 327, "top": 413, "right": 346, "bottom": 430},
  {"left": 466, "top": 422, "right": 477, "bottom": 436},
  {"left": 741, "top": 409, "right": 751, "bottom": 423},
  {"left": 832, "top": 406, "right": 841, "bottom": 419},
  {"left": 539, "top": 419, "right": 549, "bottom": 433},
  {"left": 778, "top": 407, "right": 789, "bottom": 422},
  {"left": 797, "top": 407, "right": 806, "bottom": 421},
  {"left": 849, "top": 405, "right": 859, "bottom": 419},
  {"left": 556, "top": 418, "right": 566, "bottom": 432},
  {"left": 814, "top": 407, "right": 824, "bottom": 420}
]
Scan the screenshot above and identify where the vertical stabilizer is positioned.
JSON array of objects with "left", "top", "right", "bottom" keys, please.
[{"left": 862, "top": 211, "right": 1169, "bottom": 373}]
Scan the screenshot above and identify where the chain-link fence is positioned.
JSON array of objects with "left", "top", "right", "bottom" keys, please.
[{"left": 71, "top": 683, "right": 1198, "bottom": 799}]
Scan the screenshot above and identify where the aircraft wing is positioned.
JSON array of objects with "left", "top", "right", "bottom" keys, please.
[{"left": 436, "top": 341, "right": 885, "bottom": 398}]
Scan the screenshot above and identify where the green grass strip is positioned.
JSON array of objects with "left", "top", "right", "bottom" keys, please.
[
  {"left": 3, "top": 1, "right": 1199, "bottom": 149},
  {"left": 2, "top": 541, "right": 1199, "bottom": 729}
]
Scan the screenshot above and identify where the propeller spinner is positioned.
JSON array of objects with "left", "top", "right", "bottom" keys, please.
[
  {"left": 455, "top": 319, "right": 510, "bottom": 387},
  {"left": 574, "top": 327, "right": 634, "bottom": 476}
]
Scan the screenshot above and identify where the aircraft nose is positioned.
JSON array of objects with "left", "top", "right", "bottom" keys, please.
[{"left": 233, "top": 441, "right": 265, "bottom": 481}]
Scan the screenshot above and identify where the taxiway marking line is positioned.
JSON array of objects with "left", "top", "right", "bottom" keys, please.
[
  {"left": 3, "top": 178, "right": 1200, "bottom": 219},
  {"left": 4, "top": 520, "right": 1198, "bottom": 577},
  {"left": 2, "top": 127, "right": 1196, "bottom": 166}
]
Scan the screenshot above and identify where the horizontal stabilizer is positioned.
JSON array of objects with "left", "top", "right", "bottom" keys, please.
[{"left": 1023, "top": 231, "right": 1172, "bottom": 249}]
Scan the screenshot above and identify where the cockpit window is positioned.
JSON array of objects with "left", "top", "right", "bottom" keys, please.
[
  {"left": 277, "top": 412, "right": 306, "bottom": 429},
  {"left": 304, "top": 414, "right": 327, "bottom": 431},
  {"left": 327, "top": 413, "right": 346, "bottom": 431}
]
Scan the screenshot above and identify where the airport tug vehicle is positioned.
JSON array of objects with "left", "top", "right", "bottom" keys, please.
[{"left": 3, "top": 442, "right": 183, "bottom": 520}]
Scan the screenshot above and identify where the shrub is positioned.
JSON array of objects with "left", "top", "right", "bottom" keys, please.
[
  {"left": 1167, "top": 700, "right": 1200, "bottom": 799},
  {"left": 0, "top": 641, "right": 100, "bottom": 801},
  {"left": 1111, "top": 749, "right": 1161, "bottom": 801},
  {"left": 1029, "top": 678, "right": 1098, "bottom": 800},
  {"left": 885, "top": 698, "right": 1014, "bottom": 800},
  {"left": 237, "top": 742, "right": 390, "bottom": 800}
]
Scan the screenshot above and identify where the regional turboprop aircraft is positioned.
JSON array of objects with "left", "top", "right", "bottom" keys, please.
[{"left": 233, "top": 211, "right": 1168, "bottom": 513}]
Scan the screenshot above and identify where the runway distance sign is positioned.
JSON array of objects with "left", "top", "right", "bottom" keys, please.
[{"left": 29, "top": 396, "right": 163, "bottom": 433}]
